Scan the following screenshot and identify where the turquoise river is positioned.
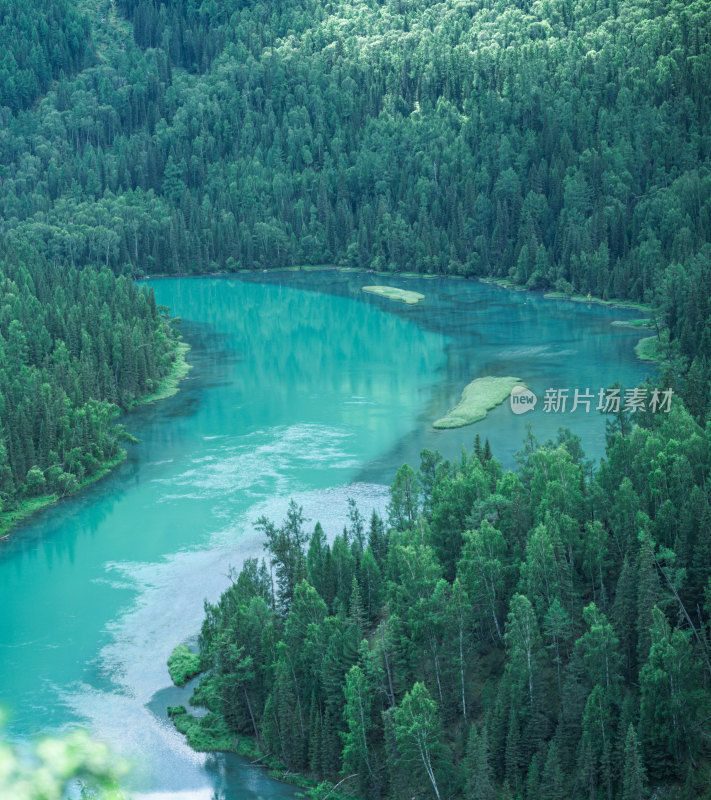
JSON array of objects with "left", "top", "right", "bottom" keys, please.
[{"left": 0, "top": 272, "right": 654, "bottom": 799}]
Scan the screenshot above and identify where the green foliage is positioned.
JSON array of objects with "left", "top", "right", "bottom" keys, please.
[
  {"left": 167, "top": 644, "right": 202, "bottom": 687},
  {"left": 5, "top": 0, "right": 711, "bottom": 792},
  {"left": 169, "top": 708, "right": 235, "bottom": 752},
  {"left": 257, "top": 499, "right": 309, "bottom": 613},
  {"left": 391, "top": 682, "right": 446, "bottom": 800},
  {"left": 622, "top": 725, "right": 647, "bottom": 800},
  {"left": 0, "top": 242, "right": 181, "bottom": 523},
  {"left": 464, "top": 722, "right": 494, "bottom": 800},
  {"left": 1, "top": 0, "right": 710, "bottom": 429},
  {"left": 180, "top": 402, "right": 711, "bottom": 797},
  {"left": 0, "top": 0, "right": 90, "bottom": 112},
  {"left": 0, "top": 722, "right": 128, "bottom": 799},
  {"left": 342, "top": 665, "right": 378, "bottom": 797}
]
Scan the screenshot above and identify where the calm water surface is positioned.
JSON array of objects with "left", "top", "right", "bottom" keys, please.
[{"left": 0, "top": 273, "right": 652, "bottom": 798}]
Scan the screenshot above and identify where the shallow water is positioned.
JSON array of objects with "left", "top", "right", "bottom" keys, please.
[{"left": 0, "top": 273, "right": 652, "bottom": 798}]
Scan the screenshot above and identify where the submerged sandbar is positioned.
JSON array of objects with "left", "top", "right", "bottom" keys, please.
[{"left": 362, "top": 285, "right": 425, "bottom": 304}]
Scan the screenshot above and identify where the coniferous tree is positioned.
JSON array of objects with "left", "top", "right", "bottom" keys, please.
[
  {"left": 464, "top": 722, "right": 494, "bottom": 800},
  {"left": 621, "top": 725, "right": 647, "bottom": 800}
]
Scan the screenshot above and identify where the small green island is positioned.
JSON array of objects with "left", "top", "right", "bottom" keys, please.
[
  {"left": 433, "top": 376, "right": 523, "bottom": 428},
  {"left": 362, "top": 285, "right": 425, "bottom": 304},
  {"left": 610, "top": 318, "right": 653, "bottom": 329}
]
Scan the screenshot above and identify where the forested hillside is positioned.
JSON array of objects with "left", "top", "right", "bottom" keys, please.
[
  {"left": 1, "top": 0, "right": 710, "bottom": 414},
  {"left": 0, "top": 1, "right": 184, "bottom": 527},
  {"left": 182, "top": 410, "right": 711, "bottom": 800},
  {"left": 0, "top": 0, "right": 90, "bottom": 111}
]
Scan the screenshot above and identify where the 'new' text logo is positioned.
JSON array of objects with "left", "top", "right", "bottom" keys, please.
[{"left": 510, "top": 385, "right": 537, "bottom": 414}]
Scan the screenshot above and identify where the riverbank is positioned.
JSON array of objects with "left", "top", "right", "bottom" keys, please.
[
  {"left": 477, "top": 277, "right": 655, "bottom": 312},
  {"left": 542, "top": 290, "right": 653, "bottom": 313},
  {"left": 635, "top": 335, "right": 664, "bottom": 362},
  {"left": 129, "top": 341, "right": 192, "bottom": 407},
  {"left": 166, "top": 663, "right": 358, "bottom": 800},
  {"left": 0, "top": 339, "right": 190, "bottom": 541},
  {"left": 0, "top": 451, "right": 127, "bottom": 540}
]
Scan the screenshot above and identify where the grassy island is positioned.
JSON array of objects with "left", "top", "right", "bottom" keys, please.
[
  {"left": 362, "top": 285, "right": 425, "bottom": 304},
  {"left": 610, "top": 318, "right": 654, "bottom": 329},
  {"left": 433, "top": 376, "right": 523, "bottom": 428}
]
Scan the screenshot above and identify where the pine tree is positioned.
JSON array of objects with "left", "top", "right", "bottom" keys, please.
[
  {"left": 359, "top": 547, "right": 383, "bottom": 623},
  {"left": 367, "top": 510, "right": 388, "bottom": 567},
  {"left": 621, "top": 725, "right": 647, "bottom": 800},
  {"left": 524, "top": 753, "right": 540, "bottom": 800},
  {"left": 612, "top": 556, "right": 638, "bottom": 680},
  {"left": 636, "top": 532, "right": 663, "bottom": 665},
  {"left": 307, "top": 522, "right": 328, "bottom": 596},
  {"left": 464, "top": 722, "right": 494, "bottom": 800},
  {"left": 543, "top": 598, "right": 571, "bottom": 702},
  {"left": 504, "top": 706, "right": 521, "bottom": 792},
  {"left": 474, "top": 434, "right": 483, "bottom": 461},
  {"left": 347, "top": 497, "right": 366, "bottom": 556},
  {"left": 690, "top": 503, "right": 711, "bottom": 609},
  {"left": 348, "top": 576, "right": 366, "bottom": 639},
  {"left": 539, "top": 740, "right": 565, "bottom": 800},
  {"left": 387, "top": 464, "right": 420, "bottom": 532},
  {"left": 576, "top": 603, "right": 621, "bottom": 693}
]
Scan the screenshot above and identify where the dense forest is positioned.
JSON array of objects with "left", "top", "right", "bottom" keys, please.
[
  {"left": 186, "top": 406, "right": 711, "bottom": 800},
  {"left": 0, "top": 0, "right": 90, "bottom": 112},
  {"left": 0, "top": 0, "right": 710, "bottom": 413},
  {"left": 0, "top": 0, "right": 185, "bottom": 522},
  {"left": 0, "top": 240, "right": 180, "bottom": 516}
]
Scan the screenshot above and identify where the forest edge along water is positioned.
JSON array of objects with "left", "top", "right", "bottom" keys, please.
[
  {"left": 0, "top": 340, "right": 191, "bottom": 542},
  {"left": 153, "top": 271, "right": 664, "bottom": 799},
  {"left": 0, "top": 267, "right": 659, "bottom": 546},
  {"left": 0, "top": 271, "right": 655, "bottom": 799}
]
